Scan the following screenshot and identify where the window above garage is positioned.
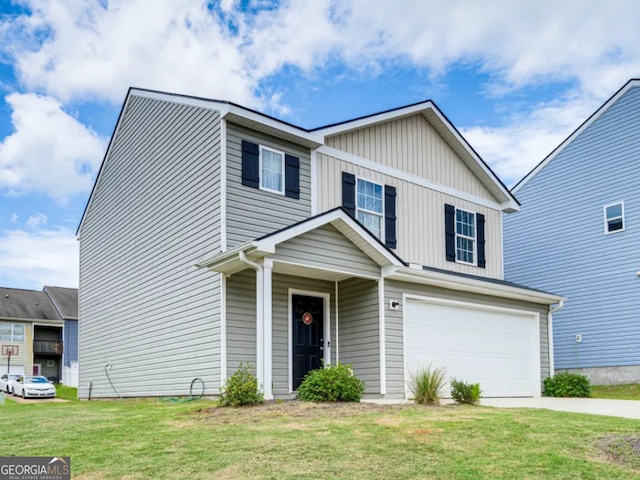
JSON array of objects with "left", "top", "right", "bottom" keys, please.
[{"left": 604, "top": 201, "right": 624, "bottom": 234}]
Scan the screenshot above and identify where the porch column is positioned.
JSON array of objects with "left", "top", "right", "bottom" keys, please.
[
  {"left": 263, "top": 259, "right": 273, "bottom": 400},
  {"left": 378, "top": 277, "right": 386, "bottom": 396}
]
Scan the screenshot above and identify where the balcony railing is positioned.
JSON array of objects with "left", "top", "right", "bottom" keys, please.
[{"left": 33, "top": 340, "right": 63, "bottom": 355}]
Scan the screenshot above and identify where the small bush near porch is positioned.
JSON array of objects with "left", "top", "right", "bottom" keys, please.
[{"left": 297, "top": 363, "right": 365, "bottom": 402}]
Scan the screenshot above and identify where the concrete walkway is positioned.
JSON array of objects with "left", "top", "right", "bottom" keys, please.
[{"left": 481, "top": 397, "right": 640, "bottom": 420}]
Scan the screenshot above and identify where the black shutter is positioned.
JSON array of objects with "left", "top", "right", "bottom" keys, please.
[
  {"left": 384, "top": 185, "right": 397, "bottom": 249},
  {"left": 284, "top": 154, "right": 300, "bottom": 199},
  {"left": 342, "top": 172, "right": 356, "bottom": 218},
  {"left": 445, "top": 204, "right": 456, "bottom": 262},
  {"left": 241, "top": 140, "right": 260, "bottom": 188},
  {"left": 476, "top": 213, "right": 486, "bottom": 268}
]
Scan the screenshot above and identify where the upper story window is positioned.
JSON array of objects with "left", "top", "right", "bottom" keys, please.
[
  {"left": 445, "top": 204, "right": 485, "bottom": 268},
  {"left": 242, "top": 140, "right": 300, "bottom": 199},
  {"left": 604, "top": 202, "right": 624, "bottom": 234},
  {"left": 356, "top": 178, "right": 384, "bottom": 239},
  {"left": 455, "top": 209, "right": 476, "bottom": 265},
  {"left": 0, "top": 323, "right": 25, "bottom": 342},
  {"left": 259, "top": 146, "right": 285, "bottom": 195}
]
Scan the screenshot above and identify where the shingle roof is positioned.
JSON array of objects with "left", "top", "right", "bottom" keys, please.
[
  {"left": 44, "top": 286, "right": 78, "bottom": 319},
  {"left": 0, "top": 287, "right": 61, "bottom": 321}
]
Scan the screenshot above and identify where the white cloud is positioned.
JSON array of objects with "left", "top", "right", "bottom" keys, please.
[
  {"left": 26, "top": 213, "right": 47, "bottom": 228},
  {"left": 0, "top": 93, "right": 105, "bottom": 203},
  {"left": 10, "top": 214, "right": 18, "bottom": 222},
  {"left": 0, "top": 227, "right": 78, "bottom": 289},
  {"left": 462, "top": 93, "right": 603, "bottom": 185}
]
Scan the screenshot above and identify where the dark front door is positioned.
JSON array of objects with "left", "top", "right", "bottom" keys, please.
[{"left": 292, "top": 294, "right": 324, "bottom": 390}]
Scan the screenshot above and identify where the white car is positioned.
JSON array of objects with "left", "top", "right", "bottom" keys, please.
[
  {"left": 0, "top": 373, "right": 20, "bottom": 394},
  {"left": 12, "top": 376, "right": 56, "bottom": 399}
]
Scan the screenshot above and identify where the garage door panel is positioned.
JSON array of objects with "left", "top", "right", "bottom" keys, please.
[{"left": 405, "top": 298, "right": 540, "bottom": 398}]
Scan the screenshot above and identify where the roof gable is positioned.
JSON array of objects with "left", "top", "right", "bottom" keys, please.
[
  {"left": 44, "top": 286, "right": 78, "bottom": 319},
  {"left": 513, "top": 79, "right": 640, "bottom": 193},
  {"left": 313, "top": 101, "right": 519, "bottom": 210}
]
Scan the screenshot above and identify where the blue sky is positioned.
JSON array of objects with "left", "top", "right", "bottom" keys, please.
[{"left": 1, "top": 0, "right": 639, "bottom": 289}]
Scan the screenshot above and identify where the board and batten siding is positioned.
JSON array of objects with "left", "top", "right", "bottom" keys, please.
[
  {"left": 79, "top": 95, "right": 223, "bottom": 398},
  {"left": 226, "top": 123, "right": 312, "bottom": 247},
  {"left": 226, "top": 270, "right": 336, "bottom": 395},
  {"left": 384, "top": 280, "right": 550, "bottom": 396},
  {"left": 318, "top": 155, "right": 503, "bottom": 278},
  {"left": 337, "top": 278, "right": 380, "bottom": 394},
  {"left": 504, "top": 85, "right": 640, "bottom": 371},
  {"left": 272, "top": 224, "right": 381, "bottom": 279},
  {"left": 325, "top": 114, "right": 498, "bottom": 202}
]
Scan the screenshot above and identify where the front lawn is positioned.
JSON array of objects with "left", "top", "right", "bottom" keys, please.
[
  {"left": 1, "top": 399, "right": 639, "bottom": 479},
  {"left": 591, "top": 384, "right": 640, "bottom": 401}
]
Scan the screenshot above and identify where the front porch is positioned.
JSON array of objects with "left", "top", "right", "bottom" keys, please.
[{"left": 199, "top": 209, "right": 403, "bottom": 399}]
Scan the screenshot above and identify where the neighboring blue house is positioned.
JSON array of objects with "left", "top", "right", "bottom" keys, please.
[
  {"left": 44, "top": 286, "right": 79, "bottom": 387},
  {"left": 504, "top": 79, "right": 640, "bottom": 385}
]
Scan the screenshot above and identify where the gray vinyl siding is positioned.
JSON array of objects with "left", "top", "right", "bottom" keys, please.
[
  {"left": 384, "top": 280, "right": 550, "bottom": 396},
  {"left": 226, "top": 123, "right": 312, "bottom": 247},
  {"left": 504, "top": 85, "right": 640, "bottom": 370},
  {"left": 226, "top": 269, "right": 257, "bottom": 377},
  {"left": 78, "top": 95, "right": 223, "bottom": 398},
  {"left": 273, "top": 225, "right": 381, "bottom": 278},
  {"left": 225, "top": 270, "right": 337, "bottom": 395},
  {"left": 338, "top": 278, "right": 380, "bottom": 394}
]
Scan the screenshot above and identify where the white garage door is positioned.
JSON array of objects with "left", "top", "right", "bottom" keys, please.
[{"left": 404, "top": 297, "right": 541, "bottom": 398}]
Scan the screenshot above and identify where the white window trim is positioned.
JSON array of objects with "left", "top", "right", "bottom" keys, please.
[
  {"left": 454, "top": 207, "right": 477, "bottom": 266},
  {"left": 603, "top": 201, "right": 625, "bottom": 235},
  {"left": 0, "top": 322, "right": 25, "bottom": 343},
  {"left": 355, "top": 176, "right": 385, "bottom": 241},
  {"left": 259, "top": 145, "right": 285, "bottom": 195}
]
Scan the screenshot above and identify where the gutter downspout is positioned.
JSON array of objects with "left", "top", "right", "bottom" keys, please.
[
  {"left": 239, "top": 251, "right": 265, "bottom": 395},
  {"left": 548, "top": 300, "right": 565, "bottom": 377}
]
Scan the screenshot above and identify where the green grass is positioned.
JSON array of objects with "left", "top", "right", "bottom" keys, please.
[
  {"left": 1, "top": 399, "right": 639, "bottom": 479},
  {"left": 55, "top": 385, "right": 79, "bottom": 401},
  {"left": 591, "top": 384, "right": 640, "bottom": 401}
]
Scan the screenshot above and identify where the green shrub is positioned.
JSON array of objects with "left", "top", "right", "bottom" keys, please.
[
  {"left": 408, "top": 365, "right": 447, "bottom": 405},
  {"left": 543, "top": 372, "right": 591, "bottom": 398},
  {"left": 297, "top": 363, "right": 365, "bottom": 402},
  {"left": 219, "top": 363, "right": 265, "bottom": 407},
  {"left": 450, "top": 378, "right": 481, "bottom": 405}
]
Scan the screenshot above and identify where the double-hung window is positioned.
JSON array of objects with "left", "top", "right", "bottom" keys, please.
[
  {"left": 604, "top": 202, "right": 624, "bottom": 234},
  {"left": 259, "top": 146, "right": 285, "bottom": 194},
  {"left": 0, "top": 323, "right": 25, "bottom": 342},
  {"left": 356, "top": 178, "right": 384, "bottom": 240},
  {"left": 455, "top": 209, "right": 476, "bottom": 265}
]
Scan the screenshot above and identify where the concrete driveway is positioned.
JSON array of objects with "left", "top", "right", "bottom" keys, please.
[{"left": 481, "top": 397, "right": 640, "bottom": 420}]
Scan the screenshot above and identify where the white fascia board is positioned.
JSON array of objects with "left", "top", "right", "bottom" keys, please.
[
  {"left": 130, "top": 89, "right": 231, "bottom": 114},
  {"left": 253, "top": 209, "right": 403, "bottom": 267},
  {"left": 390, "top": 266, "right": 565, "bottom": 305},
  {"left": 425, "top": 106, "right": 516, "bottom": 206},
  {"left": 224, "top": 105, "right": 324, "bottom": 148},
  {"left": 313, "top": 101, "right": 435, "bottom": 137},
  {"left": 512, "top": 80, "right": 640, "bottom": 194},
  {"left": 196, "top": 241, "right": 254, "bottom": 269},
  {"left": 318, "top": 146, "right": 515, "bottom": 212}
]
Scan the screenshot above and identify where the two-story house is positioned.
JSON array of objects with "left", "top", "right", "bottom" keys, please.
[
  {"left": 77, "top": 89, "right": 563, "bottom": 400},
  {"left": 1, "top": 286, "right": 78, "bottom": 383},
  {"left": 505, "top": 79, "right": 640, "bottom": 385}
]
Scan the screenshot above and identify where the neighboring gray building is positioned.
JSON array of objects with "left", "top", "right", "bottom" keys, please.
[
  {"left": 77, "top": 89, "right": 562, "bottom": 400},
  {"left": 505, "top": 79, "right": 640, "bottom": 385},
  {"left": 0, "top": 286, "right": 78, "bottom": 384}
]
